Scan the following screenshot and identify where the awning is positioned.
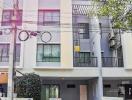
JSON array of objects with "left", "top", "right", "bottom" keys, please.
[{"left": 0, "top": 72, "right": 8, "bottom": 84}]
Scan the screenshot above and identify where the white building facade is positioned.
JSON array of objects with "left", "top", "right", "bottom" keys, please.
[{"left": 0, "top": 0, "right": 132, "bottom": 100}]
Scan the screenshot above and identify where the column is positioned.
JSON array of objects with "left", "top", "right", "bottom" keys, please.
[{"left": 60, "top": 0, "right": 73, "bottom": 68}]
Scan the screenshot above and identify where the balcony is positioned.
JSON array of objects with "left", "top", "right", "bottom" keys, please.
[
  {"left": 102, "top": 57, "right": 124, "bottom": 67},
  {"left": 74, "top": 57, "right": 97, "bottom": 67},
  {"left": 0, "top": 56, "right": 20, "bottom": 66}
]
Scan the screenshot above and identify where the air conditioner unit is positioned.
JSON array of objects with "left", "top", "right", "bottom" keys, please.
[
  {"left": 109, "top": 40, "right": 116, "bottom": 48},
  {"left": 108, "top": 32, "right": 115, "bottom": 40}
]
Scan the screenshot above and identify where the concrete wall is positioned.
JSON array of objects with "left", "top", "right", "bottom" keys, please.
[
  {"left": 121, "top": 31, "right": 132, "bottom": 69},
  {"left": 0, "top": 0, "right": 132, "bottom": 78},
  {"left": 60, "top": 0, "right": 73, "bottom": 68},
  {"left": 102, "top": 68, "right": 132, "bottom": 78},
  {"left": 99, "top": 17, "right": 113, "bottom": 57},
  {"left": 41, "top": 80, "right": 88, "bottom": 100},
  {"left": 38, "top": 0, "right": 60, "bottom": 9}
]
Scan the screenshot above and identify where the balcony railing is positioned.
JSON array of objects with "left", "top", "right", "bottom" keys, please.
[
  {"left": 74, "top": 57, "right": 97, "bottom": 67},
  {"left": 102, "top": 57, "right": 124, "bottom": 67},
  {"left": 0, "top": 56, "right": 9, "bottom": 62},
  {"left": 0, "top": 56, "right": 20, "bottom": 66}
]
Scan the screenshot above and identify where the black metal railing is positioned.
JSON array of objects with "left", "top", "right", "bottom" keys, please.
[
  {"left": 102, "top": 57, "right": 124, "bottom": 67},
  {"left": 37, "top": 57, "right": 60, "bottom": 62},
  {"left": 74, "top": 57, "right": 97, "bottom": 67}
]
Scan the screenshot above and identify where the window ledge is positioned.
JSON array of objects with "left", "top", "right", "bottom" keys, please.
[
  {"left": 33, "top": 66, "right": 73, "bottom": 70},
  {"left": 0, "top": 66, "right": 23, "bottom": 69}
]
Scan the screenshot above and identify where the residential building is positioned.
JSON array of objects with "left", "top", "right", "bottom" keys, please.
[{"left": 0, "top": 0, "right": 132, "bottom": 100}]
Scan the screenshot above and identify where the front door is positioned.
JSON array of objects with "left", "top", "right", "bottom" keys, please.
[
  {"left": 80, "top": 85, "right": 87, "bottom": 100},
  {"left": 41, "top": 85, "right": 59, "bottom": 100}
]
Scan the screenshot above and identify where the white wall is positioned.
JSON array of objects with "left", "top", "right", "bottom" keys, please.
[
  {"left": 60, "top": 0, "right": 73, "bottom": 68},
  {"left": 121, "top": 31, "right": 132, "bottom": 69},
  {"left": 38, "top": 0, "right": 60, "bottom": 9},
  {"left": 20, "top": 0, "right": 38, "bottom": 69}
]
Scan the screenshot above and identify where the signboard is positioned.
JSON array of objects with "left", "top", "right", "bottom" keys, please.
[
  {"left": 0, "top": 72, "right": 8, "bottom": 84},
  {"left": 74, "top": 46, "right": 80, "bottom": 52}
]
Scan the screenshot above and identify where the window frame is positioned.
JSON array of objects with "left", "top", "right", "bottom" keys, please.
[
  {"left": 79, "top": 52, "right": 91, "bottom": 63},
  {"left": 0, "top": 43, "right": 21, "bottom": 62},
  {"left": 78, "top": 23, "right": 89, "bottom": 39},
  {"left": 38, "top": 9, "right": 60, "bottom": 26},
  {"left": 1, "top": 9, "right": 23, "bottom": 26},
  {"left": 36, "top": 44, "right": 60, "bottom": 62}
]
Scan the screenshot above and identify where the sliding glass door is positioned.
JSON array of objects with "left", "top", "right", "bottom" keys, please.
[{"left": 41, "top": 85, "right": 59, "bottom": 100}]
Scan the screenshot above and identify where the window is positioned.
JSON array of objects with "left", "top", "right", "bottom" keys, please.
[
  {"left": 79, "top": 52, "right": 91, "bottom": 62},
  {"left": 78, "top": 23, "right": 89, "bottom": 39},
  {"left": 0, "top": 44, "right": 9, "bottom": 62},
  {"left": 2, "top": 10, "right": 22, "bottom": 26},
  {"left": 38, "top": 10, "right": 60, "bottom": 26},
  {"left": 37, "top": 44, "right": 60, "bottom": 62},
  {"left": 0, "top": 44, "right": 20, "bottom": 62},
  {"left": 41, "top": 85, "right": 59, "bottom": 100}
]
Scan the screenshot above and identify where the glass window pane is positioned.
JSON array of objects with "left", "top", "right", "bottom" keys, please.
[
  {"left": 37, "top": 44, "right": 43, "bottom": 61},
  {"left": 41, "top": 85, "right": 59, "bottom": 100},
  {"left": 85, "top": 52, "right": 90, "bottom": 57},
  {"left": 50, "top": 85, "right": 59, "bottom": 98},
  {"left": 2, "top": 10, "right": 22, "bottom": 26},
  {"left": 44, "top": 12, "right": 52, "bottom": 21},
  {"left": 2, "top": 10, "right": 12, "bottom": 26},
  {"left": 52, "top": 12, "right": 60, "bottom": 22},
  {"left": 0, "top": 44, "right": 9, "bottom": 62},
  {"left": 17, "top": 10, "right": 22, "bottom": 26},
  {"left": 79, "top": 28, "right": 85, "bottom": 33},
  {"left": 38, "top": 11, "right": 43, "bottom": 24},
  {"left": 15, "top": 44, "right": 20, "bottom": 62},
  {"left": 44, "top": 45, "right": 51, "bottom": 57},
  {"left": 78, "top": 23, "right": 89, "bottom": 39},
  {"left": 2, "top": 11, "right": 11, "bottom": 21},
  {"left": 0, "top": 44, "right": 9, "bottom": 56},
  {"left": 41, "top": 85, "right": 46, "bottom": 100},
  {"left": 52, "top": 45, "right": 60, "bottom": 57},
  {"left": 46, "top": 85, "right": 49, "bottom": 100}
]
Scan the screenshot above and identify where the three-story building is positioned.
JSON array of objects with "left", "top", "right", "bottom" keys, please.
[{"left": 0, "top": 0, "right": 132, "bottom": 100}]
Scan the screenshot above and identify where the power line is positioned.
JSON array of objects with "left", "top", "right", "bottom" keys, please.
[{"left": 0, "top": 27, "right": 131, "bottom": 34}]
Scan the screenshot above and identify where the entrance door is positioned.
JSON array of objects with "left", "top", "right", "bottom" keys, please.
[
  {"left": 80, "top": 85, "right": 87, "bottom": 100},
  {"left": 41, "top": 85, "right": 59, "bottom": 100}
]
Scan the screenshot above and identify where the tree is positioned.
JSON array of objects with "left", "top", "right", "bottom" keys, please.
[
  {"left": 95, "top": 0, "right": 132, "bottom": 30},
  {"left": 15, "top": 73, "right": 41, "bottom": 100}
]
